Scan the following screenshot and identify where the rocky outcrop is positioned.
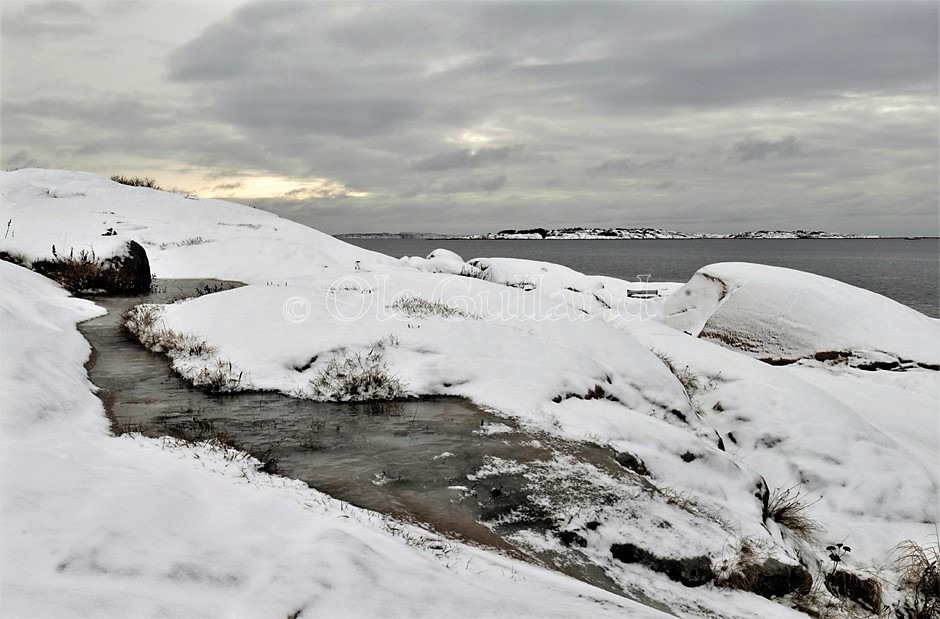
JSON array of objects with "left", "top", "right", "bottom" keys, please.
[{"left": 31, "top": 240, "right": 151, "bottom": 295}]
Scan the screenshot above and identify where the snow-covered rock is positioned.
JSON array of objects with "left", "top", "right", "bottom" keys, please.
[
  {"left": 663, "top": 262, "right": 940, "bottom": 368},
  {"left": 399, "top": 248, "right": 483, "bottom": 277}
]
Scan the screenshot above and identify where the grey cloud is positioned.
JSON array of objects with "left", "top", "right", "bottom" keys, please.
[
  {"left": 1, "top": 1, "right": 97, "bottom": 39},
  {"left": 213, "top": 93, "right": 422, "bottom": 139},
  {"left": 211, "top": 181, "right": 244, "bottom": 191},
  {"left": 513, "top": 3, "right": 937, "bottom": 110},
  {"left": 587, "top": 156, "right": 676, "bottom": 177},
  {"left": 2, "top": 150, "right": 41, "bottom": 170},
  {"left": 2, "top": 0, "right": 936, "bottom": 236},
  {"left": 4, "top": 96, "right": 182, "bottom": 132},
  {"left": 413, "top": 145, "right": 526, "bottom": 172},
  {"left": 731, "top": 137, "right": 807, "bottom": 163},
  {"left": 405, "top": 175, "right": 508, "bottom": 196}
]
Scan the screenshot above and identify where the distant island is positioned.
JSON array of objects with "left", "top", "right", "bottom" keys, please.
[{"left": 338, "top": 228, "right": 880, "bottom": 240}]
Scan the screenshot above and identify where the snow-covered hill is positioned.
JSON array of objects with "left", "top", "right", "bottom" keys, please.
[{"left": 1, "top": 169, "right": 935, "bottom": 618}]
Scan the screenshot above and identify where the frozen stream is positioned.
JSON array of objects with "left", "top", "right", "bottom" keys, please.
[{"left": 79, "top": 280, "right": 666, "bottom": 611}]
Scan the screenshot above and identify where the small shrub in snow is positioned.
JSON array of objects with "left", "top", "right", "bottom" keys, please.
[
  {"left": 765, "top": 486, "right": 823, "bottom": 542},
  {"left": 894, "top": 539, "right": 940, "bottom": 618},
  {"left": 658, "top": 484, "right": 730, "bottom": 529},
  {"left": 32, "top": 247, "right": 118, "bottom": 294},
  {"left": 159, "top": 236, "right": 212, "bottom": 250},
  {"left": 121, "top": 303, "right": 164, "bottom": 342},
  {"left": 653, "top": 349, "right": 702, "bottom": 396},
  {"left": 110, "top": 174, "right": 162, "bottom": 190},
  {"left": 173, "top": 334, "right": 216, "bottom": 358},
  {"left": 192, "top": 359, "right": 245, "bottom": 394},
  {"left": 122, "top": 304, "right": 249, "bottom": 393},
  {"left": 122, "top": 304, "right": 216, "bottom": 357},
  {"left": 390, "top": 295, "right": 477, "bottom": 320},
  {"left": 309, "top": 337, "right": 407, "bottom": 401},
  {"left": 0, "top": 250, "right": 29, "bottom": 267}
]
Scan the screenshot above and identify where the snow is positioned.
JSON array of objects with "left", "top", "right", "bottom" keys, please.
[
  {"left": 0, "top": 168, "right": 396, "bottom": 282},
  {"left": 0, "top": 259, "right": 664, "bottom": 619},
  {"left": 2, "top": 169, "right": 938, "bottom": 618},
  {"left": 663, "top": 262, "right": 940, "bottom": 367}
]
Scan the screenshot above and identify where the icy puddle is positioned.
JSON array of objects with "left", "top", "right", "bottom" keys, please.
[{"left": 79, "top": 280, "right": 663, "bottom": 609}]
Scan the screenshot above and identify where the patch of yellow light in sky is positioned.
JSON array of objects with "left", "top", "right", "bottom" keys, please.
[
  {"left": 456, "top": 130, "right": 493, "bottom": 145},
  {"left": 197, "top": 175, "right": 369, "bottom": 200},
  {"left": 424, "top": 53, "right": 479, "bottom": 77},
  {"left": 449, "top": 123, "right": 513, "bottom": 146}
]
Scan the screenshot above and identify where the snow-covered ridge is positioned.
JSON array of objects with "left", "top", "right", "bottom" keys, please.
[{"left": 0, "top": 168, "right": 395, "bottom": 282}]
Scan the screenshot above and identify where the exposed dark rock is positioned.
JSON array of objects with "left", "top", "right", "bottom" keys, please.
[
  {"left": 759, "top": 357, "right": 798, "bottom": 366},
  {"left": 557, "top": 530, "right": 587, "bottom": 548},
  {"left": 825, "top": 570, "right": 882, "bottom": 613},
  {"left": 854, "top": 360, "right": 901, "bottom": 371},
  {"left": 31, "top": 240, "right": 151, "bottom": 295},
  {"left": 718, "top": 557, "right": 813, "bottom": 598},
  {"left": 610, "top": 542, "right": 714, "bottom": 587},
  {"left": 614, "top": 451, "right": 650, "bottom": 477},
  {"left": 814, "top": 350, "right": 851, "bottom": 363},
  {"left": 756, "top": 478, "right": 771, "bottom": 523},
  {"left": 120, "top": 241, "right": 152, "bottom": 293}
]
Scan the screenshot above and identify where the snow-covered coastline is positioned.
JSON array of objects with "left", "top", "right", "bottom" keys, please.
[
  {"left": 480, "top": 228, "right": 880, "bottom": 240},
  {"left": 341, "top": 228, "right": 881, "bottom": 240},
  {"left": 2, "top": 169, "right": 937, "bottom": 618}
]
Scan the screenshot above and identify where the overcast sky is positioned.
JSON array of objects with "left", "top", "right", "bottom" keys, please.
[{"left": 2, "top": 1, "right": 937, "bottom": 235}]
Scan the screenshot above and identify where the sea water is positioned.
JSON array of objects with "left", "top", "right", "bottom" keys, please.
[{"left": 344, "top": 238, "right": 940, "bottom": 318}]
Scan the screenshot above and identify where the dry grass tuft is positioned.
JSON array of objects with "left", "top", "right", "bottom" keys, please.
[
  {"left": 111, "top": 174, "right": 162, "bottom": 190},
  {"left": 308, "top": 337, "right": 407, "bottom": 402},
  {"left": 390, "top": 295, "right": 478, "bottom": 320},
  {"left": 894, "top": 538, "right": 940, "bottom": 618},
  {"left": 764, "top": 485, "right": 824, "bottom": 542},
  {"left": 652, "top": 349, "right": 702, "bottom": 396}
]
